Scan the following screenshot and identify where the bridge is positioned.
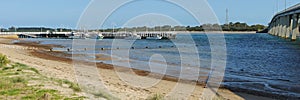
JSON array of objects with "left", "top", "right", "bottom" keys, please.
[{"left": 268, "top": 3, "right": 300, "bottom": 41}]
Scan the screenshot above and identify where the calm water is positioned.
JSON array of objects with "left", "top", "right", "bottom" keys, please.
[{"left": 25, "top": 33, "right": 300, "bottom": 98}]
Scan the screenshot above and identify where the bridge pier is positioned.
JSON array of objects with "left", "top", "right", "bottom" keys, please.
[
  {"left": 281, "top": 16, "right": 286, "bottom": 38},
  {"left": 286, "top": 15, "right": 292, "bottom": 39},
  {"left": 278, "top": 18, "right": 282, "bottom": 36},
  {"left": 275, "top": 20, "right": 280, "bottom": 36},
  {"left": 269, "top": 21, "right": 276, "bottom": 35},
  {"left": 282, "top": 17, "right": 286, "bottom": 38},
  {"left": 291, "top": 14, "right": 300, "bottom": 41},
  {"left": 281, "top": 17, "right": 285, "bottom": 37},
  {"left": 273, "top": 24, "right": 276, "bottom": 35}
]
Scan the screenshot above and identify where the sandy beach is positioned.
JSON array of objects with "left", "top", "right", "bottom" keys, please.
[{"left": 0, "top": 36, "right": 273, "bottom": 100}]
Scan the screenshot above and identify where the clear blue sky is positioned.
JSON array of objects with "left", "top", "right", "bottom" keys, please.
[{"left": 0, "top": 0, "right": 299, "bottom": 28}]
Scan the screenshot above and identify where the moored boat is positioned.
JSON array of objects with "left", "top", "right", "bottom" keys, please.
[{"left": 146, "top": 35, "right": 162, "bottom": 40}]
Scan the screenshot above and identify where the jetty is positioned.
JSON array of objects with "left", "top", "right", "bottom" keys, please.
[
  {"left": 101, "top": 31, "right": 176, "bottom": 39},
  {"left": 0, "top": 31, "right": 177, "bottom": 39}
]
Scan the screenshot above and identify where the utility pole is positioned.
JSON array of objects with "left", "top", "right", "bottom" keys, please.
[
  {"left": 226, "top": 8, "right": 230, "bottom": 30},
  {"left": 276, "top": 0, "right": 279, "bottom": 13},
  {"left": 112, "top": 25, "right": 115, "bottom": 33},
  {"left": 285, "top": 0, "right": 287, "bottom": 12},
  {"left": 226, "top": 8, "right": 229, "bottom": 25}
]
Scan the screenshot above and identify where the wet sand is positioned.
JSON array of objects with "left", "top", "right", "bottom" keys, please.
[{"left": 0, "top": 37, "right": 273, "bottom": 99}]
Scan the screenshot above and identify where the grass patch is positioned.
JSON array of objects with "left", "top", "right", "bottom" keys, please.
[
  {"left": 0, "top": 55, "right": 113, "bottom": 99},
  {"left": 92, "top": 90, "right": 119, "bottom": 100},
  {"left": 11, "top": 63, "right": 39, "bottom": 74},
  {"left": 63, "top": 80, "right": 82, "bottom": 92},
  {"left": 0, "top": 54, "right": 10, "bottom": 67},
  {"left": 11, "top": 77, "right": 26, "bottom": 83},
  {"left": 2, "top": 66, "right": 14, "bottom": 71},
  {"left": 12, "top": 63, "right": 28, "bottom": 68},
  {"left": 56, "top": 79, "right": 82, "bottom": 92},
  {"left": 63, "top": 96, "right": 87, "bottom": 100},
  {"left": 0, "top": 89, "right": 21, "bottom": 96},
  {"left": 0, "top": 62, "right": 85, "bottom": 99},
  {"left": 20, "top": 89, "right": 63, "bottom": 100},
  {"left": 147, "top": 94, "right": 164, "bottom": 100},
  {"left": 69, "top": 83, "right": 81, "bottom": 92},
  {"left": 28, "top": 67, "right": 39, "bottom": 74}
]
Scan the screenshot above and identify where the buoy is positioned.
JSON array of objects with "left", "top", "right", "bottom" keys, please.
[
  {"left": 131, "top": 47, "right": 134, "bottom": 49},
  {"left": 159, "top": 46, "right": 162, "bottom": 48}
]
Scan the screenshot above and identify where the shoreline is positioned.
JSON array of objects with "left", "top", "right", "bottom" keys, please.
[
  {"left": 21, "top": 39, "right": 212, "bottom": 88},
  {"left": 0, "top": 37, "right": 274, "bottom": 99},
  {"left": 177, "top": 31, "right": 257, "bottom": 34}
]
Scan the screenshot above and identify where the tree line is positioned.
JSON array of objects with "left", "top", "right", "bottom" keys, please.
[{"left": 0, "top": 22, "right": 266, "bottom": 32}]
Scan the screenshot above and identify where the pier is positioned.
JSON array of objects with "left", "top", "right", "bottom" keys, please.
[
  {"left": 0, "top": 31, "right": 177, "bottom": 39},
  {"left": 268, "top": 3, "right": 300, "bottom": 41},
  {"left": 101, "top": 31, "right": 176, "bottom": 39}
]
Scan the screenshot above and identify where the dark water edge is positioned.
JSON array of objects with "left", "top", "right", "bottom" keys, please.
[
  {"left": 223, "top": 33, "right": 300, "bottom": 99},
  {"left": 23, "top": 33, "right": 300, "bottom": 99}
]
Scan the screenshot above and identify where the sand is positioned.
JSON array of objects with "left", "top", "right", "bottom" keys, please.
[{"left": 0, "top": 37, "right": 271, "bottom": 100}]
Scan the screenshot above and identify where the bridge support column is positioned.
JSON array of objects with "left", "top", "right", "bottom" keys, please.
[
  {"left": 286, "top": 15, "right": 292, "bottom": 38},
  {"left": 283, "top": 16, "right": 289, "bottom": 38},
  {"left": 270, "top": 26, "right": 274, "bottom": 35},
  {"left": 270, "top": 22, "right": 275, "bottom": 35},
  {"left": 279, "top": 17, "right": 284, "bottom": 37},
  {"left": 280, "top": 17, "right": 285, "bottom": 38},
  {"left": 276, "top": 19, "right": 280, "bottom": 36},
  {"left": 292, "top": 14, "right": 299, "bottom": 41},
  {"left": 282, "top": 16, "right": 288, "bottom": 38},
  {"left": 276, "top": 20, "right": 280, "bottom": 36},
  {"left": 273, "top": 23, "right": 276, "bottom": 35}
]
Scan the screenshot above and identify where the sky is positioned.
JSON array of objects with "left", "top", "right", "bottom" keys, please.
[{"left": 0, "top": 0, "right": 299, "bottom": 29}]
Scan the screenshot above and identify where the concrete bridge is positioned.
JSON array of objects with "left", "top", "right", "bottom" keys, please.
[{"left": 268, "top": 3, "right": 300, "bottom": 41}]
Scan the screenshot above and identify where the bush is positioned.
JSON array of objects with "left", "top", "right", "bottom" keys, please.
[{"left": 0, "top": 54, "right": 10, "bottom": 67}]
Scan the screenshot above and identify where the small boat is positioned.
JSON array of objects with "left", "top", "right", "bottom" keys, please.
[
  {"left": 83, "top": 33, "right": 104, "bottom": 40},
  {"left": 146, "top": 35, "right": 162, "bottom": 40},
  {"left": 68, "top": 32, "right": 84, "bottom": 39},
  {"left": 96, "top": 33, "right": 104, "bottom": 40},
  {"left": 125, "top": 34, "right": 141, "bottom": 40}
]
